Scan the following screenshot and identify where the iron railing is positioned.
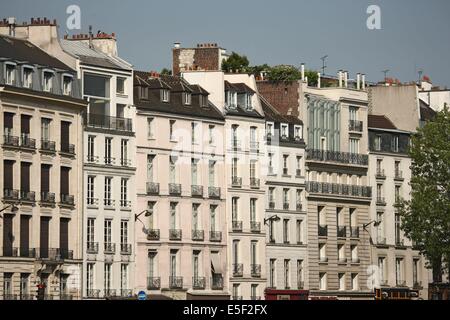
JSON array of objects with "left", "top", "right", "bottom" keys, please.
[
  {"left": 192, "top": 277, "right": 206, "bottom": 290},
  {"left": 208, "top": 186, "right": 220, "bottom": 198},
  {"left": 349, "top": 120, "right": 363, "bottom": 132},
  {"left": 250, "top": 221, "right": 261, "bottom": 233},
  {"left": 169, "top": 276, "right": 183, "bottom": 289},
  {"left": 20, "top": 136, "right": 36, "bottom": 149},
  {"left": 3, "top": 134, "right": 19, "bottom": 147},
  {"left": 337, "top": 226, "right": 347, "bottom": 238},
  {"left": 307, "top": 181, "right": 372, "bottom": 198},
  {"left": 146, "top": 182, "right": 160, "bottom": 195},
  {"left": 192, "top": 229, "right": 204, "bottom": 241},
  {"left": 86, "top": 242, "right": 99, "bottom": 254},
  {"left": 191, "top": 185, "right": 203, "bottom": 197},
  {"left": 306, "top": 149, "right": 368, "bottom": 166},
  {"left": 20, "top": 190, "right": 35, "bottom": 202},
  {"left": 104, "top": 243, "right": 116, "bottom": 254},
  {"left": 251, "top": 264, "right": 261, "bottom": 277},
  {"left": 169, "top": 183, "right": 181, "bottom": 196},
  {"left": 232, "top": 263, "right": 243, "bottom": 277},
  {"left": 169, "top": 229, "right": 182, "bottom": 240},
  {"left": 318, "top": 225, "right": 328, "bottom": 237},
  {"left": 41, "top": 191, "right": 55, "bottom": 204},
  {"left": 147, "top": 277, "right": 161, "bottom": 290},
  {"left": 232, "top": 220, "right": 243, "bottom": 232},
  {"left": 250, "top": 178, "right": 260, "bottom": 188},
  {"left": 211, "top": 274, "right": 224, "bottom": 290},
  {"left": 60, "top": 194, "right": 74, "bottom": 206},
  {"left": 147, "top": 229, "right": 160, "bottom": 241},
  {"left": 60, "top": 143, "right": 75, "bottom": 155},
  {"left": 84, "top": 113, "right": 133, "bottom": 132},
  {"left": 209, "top": 231, "right": 222, "bottom": 242},
  {"left": 3, "top": 188, "right": 19, "bottom": 200},
  {"left": 120, "top": 244, "right": 132, "bottom": 255},
  {"left": 231, "top": 176, "right": 242, "bottom": 187}
]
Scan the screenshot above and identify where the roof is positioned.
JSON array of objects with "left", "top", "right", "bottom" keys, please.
[
  {"left": 260, "top": 94, "right": 302, "bottom": 125},
  {"left": 419, "top": 99, "right": 437, "bottom": 121},
  {"left": 61, "top": 40, "right": 132, "bottom": 71},
  {"left": 368, "top": 114, "right": 397, "bottom": 130},
  {"left": 134, "top": 71, "right": 224, "bottom": 121},
  {"left": 224, "top": 81, "right": 255, "bottom": 94},
  {"left": 0, "top": 35, "right": 72, "bottom": 70}
]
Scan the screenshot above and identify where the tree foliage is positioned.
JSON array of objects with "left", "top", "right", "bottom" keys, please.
[
  {"left": 397, "top": 106, "right": 450, "bottom": 282},
  {"left": 160, "top": 68, "right": 172, "bottom": 76},
  {"left": 221, "top": 52, "right": 249, "bottom": 73}
]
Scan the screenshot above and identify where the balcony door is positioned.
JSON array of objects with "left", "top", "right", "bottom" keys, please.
[
  {"left": 20, "top": 162, "right": 31, "bottom": 194},
  {"left": 40, "top": 217, "right": 50, "bottom": 258},
  {"left": 2, "top": 214, "right": 13, "bottom": 256},
  {"left": 60, "top": 121, "right": 70, "bottom": 150},
  {"left": 60, "top": 218, "right": 69, "bottom": 258},
  {"left": 20, "top": 215, "right": 30, "bottom": 257}
]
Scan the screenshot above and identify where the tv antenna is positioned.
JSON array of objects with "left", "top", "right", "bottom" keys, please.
[
  {"left": 320, "top": 55, "right": 328, "bottom": 76},
  {"left": 382, "top": 69, "right": 390, "bottom": 82}
]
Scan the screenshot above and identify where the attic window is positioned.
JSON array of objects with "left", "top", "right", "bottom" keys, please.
[
  {"left": 161, "top": 89, "right": 170, "bottom": 102},
  {"left": 281, "top": 123, "right": 288, "bottom": 139},
  {"left": 245, "top": 93, "right": 253, "bottom": 110},
  {"left": 200, "top": 95, "right": 208, "bottom": 108},
  {"left": 5, "top": 63, "right": 16, "bottom": 85},
  {"left": 62, "top": 74, "right": 73, "bottom": 96},
  {"left": 43, "top": 70, "right": 54, "bottom": 92},
  {"left": 266, "top": 122, "right": 274, "bottom": 138},
  {"left": 23, "top": 66, "right": 33, "bottom": 88},
  {"left": 183, "top": 92, "right": 191, "bottom": 105},
  {"left": 294, "top": 125, "right": 303, "bottom": 140},
  {"left": 140, "top": 87, "right": 148, "bottom": 100}
]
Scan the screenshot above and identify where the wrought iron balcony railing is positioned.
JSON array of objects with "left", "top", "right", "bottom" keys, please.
[
  {"left": 86, "top": 197, "right": 99, "bottom": 206},
  {"left": 40, "top": 139, "right": 56, "bottom": 152},
  {"left": 296, "top": 202, "right": 302, "bottom": 211},
  {"left": 3, "top": 134, "right": 19, "bottom": 147},
  {"left": 146, "top": 182, "right": 160, "bottom": 195},
  {"left": 232, "top": 220, "right": 243, "bottom": 232},
  {"left": 250, "top": 221, "right": 261, "bottom": 233},
  {"left": 191, "top": 185, "right": 203, "bottom": 197},
  {"left": 211, "top": 274, "right": 224, "bottom": 290},
  {"left": 169, "top": 276, "right": 183, "bottom": 289},
  {"left": 231, "top": 176, "right": 242, "bottom": 187},
  {"left": 250, "top": 178, "right": 260, "bottom": 188},
  {"left": 283, "top": 202, "right": 290, "bottom": 210},
  {"left": 104, "top": 199, "right": 115, "bottom": 207},
  {"left": 376, "top": 169, "right": 386, "bottom": 179},
  {"left": 20, "top": 136, "right": 36, "bottom": 149},
  {"left": 209, "top": 231, "right": 222, "bottom": 242},
  {"left": 169, "top": 229, "right": 182, "bottom": 240},
  {"left": 3, "top": 188, "right": 19, "bottom": 201},
  {"left": 104, "top": 243, "right": 116, "bottom": 254},
  {"left": 192, "top": 229, "right": 204, "bottom": 241},
  {"left": 86, "top": 289, "right": 100, "bottom": 298},
  {"left": 376, "top": 197, "right": 386, "bottom": 206},
  {"left": 20, "top": 190, "right": 35, "bottom": 202},
  {"left": 104, "top": 289, "right": 117, "bottom": 298},
  {"left": 147, "top": 277, "right": 161, "bottom": 290},
  {"left": 120, "top": 243, "right": 132, "bottom": 255},
  {"left": 394, "top": 170, "right": 404, "bottom": 180},
  {"left": 318, "top": 224, "right": 328, "bottom": 237},
  {"left": 120, "top": 289, "right": 133, "bottom": 298},
  {"left": 169, "top": 183, "right": 182, "bottom": 196},
  {"left": 120, "top": 200, "right": 131, "bottom": 208},
  {"left": 251, "top": 264, "right": 261, "bottom": 277},
  {"left": 147, "top": 229, "right": 160, "bottom": 241},
  {"left": 192, "top": 277, "right": 206, "bottom": 290},
  {"left": 120, "top": 158, "right": 131, "bottom": 167},
  {"left": 349, "top": 120, "right": 363, "bottom": 132},
  {"left": 350, "top": 226, "right": 360, "bottom": 238},
  {"left": 41, "top": 191, "right": 55, "bottom": 204},
  {"left": 208, "top": 186, "right": 220, "bottom": 198},
  {"left": 60, "top": 143, "right": 75, "bottom": 155},
  {"left": 249, "top": 141, "right": 259, "bottom": 152},
  {"left": 60, "top": 194, "right": 74, "bottom": 206},
  {"left": 84, "top": 113, "right": 133, "bottom": 132},
  {"left": 232, "top": 263, "right": 243, "bottom": 277},
  {"left": 306, "top": 149, "right": 368, "bottom": 166},
  {"left": 307, "top": 181, "right": 372, "bottom": 198},
  {"left": 337, "top": 226, "right": 347, "bottom": 238},
  {"left": 268, "top": 201, "right": 275, "bottom": 209},
  {"left": 86, "top": 242, "right": 99, "bottom": 254},
  {"left": 104, "top": 156, "right": 115, "bottom": 165}
]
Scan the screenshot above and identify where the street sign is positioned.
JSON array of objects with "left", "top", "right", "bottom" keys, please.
[{"left": 138, "top": 291, "right": 147, "bottom": 300}]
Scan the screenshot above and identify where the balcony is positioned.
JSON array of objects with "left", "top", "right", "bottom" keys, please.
[
  {"left": 104, "top": 156, "right": 115, "bottom": 165},
  {"left": 37, "top": 248, "right": 73, "bottom": 261},
  {"left": 86, "top": 289, "right": 100, "bottom": 298},
  {"left": 250, "top": 178, "right": 260, "bottom": 189},
  {"left": 232, "top": 263, "right": 243, "bottom": 277},
  {"left": 379, "top": 280, "right": 389, "bottom": 287},
  {"left": 3, "top": 188, "right": 19, "bottom": 201},
  {"left": 396, "top": 280, "right": 407, "bottom": 287},
  {"left": 250, "top": 221, "right": 261, "bottom": 233},
  {"left": 395, "top": 239, "right": 406, "bottom": 248},
  {"left": 249, "top": 141, "right": 259, "bottom": 153},
  {"left": 60, "top": 194, "right": 74, "bottom": 207},
  {"left": 169, "top": 276, "right": 183, "bottom": 289},
  {"left": 413, "top": 281, "right": 423, "bottom": 289},
  {"left": 208, "top": 186, "right": 220, "bottom": 199},
  {"left": 350, "top": 227, "right": 360, "bottom": 238},
  {"left": 306, "top": 149, "right": 368, "bottom": 166},
  {"left": 147, "top": 277, "right": 161, "bottom": 290},
  {"left": 191, "top": 185, "right": 203, "bottom": 197},
  {"left": 84, "top": 113, "right": 133, "bottom": 132},
  {"left": 211, "top": 274, "right": 224, "bottom": 290},
  {"left": 104, "top": 243, "right": 116, "bottom": 254},
  {"left": 282, "top": 167, "right": 289, "bottom": 175},
  {"left": 104, "top": 199, "right": 115, "bottom": 207},
  {"left": 3, "top": 134, "right": 19, "bottom": 147},
  {"left": 232, "top": 220, "right": 243, "bottom": 232},
  {"left": 349, "top": 120, "right": 363, "bottom": 132},
  {"left": 209, "top": 231, "right": 222, "bottom": 242},
  {"left": 169, "top": 229, "right": 182, "bottom": 240},
  {"left": 192, "top": 229, "right": 204, "bottom": 241},
  {"left": 120, "top": 243, "right": 132, "bottom": 255},
  {"left": 376, "top": 169, "right": 386, "bottom": 179},
  {"left": 394, "top": 170, "right": 404, "bottom": 181},
  {"left": 86, "top": 155, "right": 99, "bottom": 163},
  {"left": 338, "top": 258, "right": 348, "bottom": 264},
  {"left": 147, "top": 229, "right": 160, "bottom": 241},
  {"left": 86, "top": 197, "right": 99, "bottom": 207},
  {"left": 283, "top": 202, "right": 290, "bottom": 210},
  {"left": 104, "top": 289, "right": 117, "bottom": 298},
  {"left": 19, "top": 294, "right": 34, "bottom": 300},
  {"left": 146, "top": 182, "right": 160, "bottom": 195},
  {"left": 169, "top": 183, "right": 181, "bottom": 196},
  {"left": 376, "top": 197, "right": 386, "bottom": 206},
  {"left": 60, "top": 143, "right": 75, "bottom": 156},
  {"left": 296, "top": 202, "right": 302, "bottom": 211},
  {"left": 86, "top": 242, "right": 99, "bottom": 254},
  {"left": 307, "top": 181, "right": 372, "bottom": 198},
  {"left": 120, "top": 289, "right": 133, "bottom": 298},
  {"left": 120, "top": 158, "right": 131, "bottom": 167},
  {"left": 19, "top": 248, "right": 36, "bottom": 258},
  {"left": 1, "top": 247, "right": 18, "bottom": 257},
  {"left": 40, "top": 192, "right": 55, "bottom": 205},
  {"left": 20, "top": 136, "right": 36, "bottom": 149},
  {"left": 337, "top": 226, "right": 347, "bottom": 238},
  {"left": 20, "top": 190, "right": 35, "bottom": 203},
  {"left": 192, "top": 277, "right": 206, "bottom": 290},
  {"left": 120, "top": 200, "right": 131, "bottom": 209},
  {"left": 318, "top": 225, "right": 328, "bottom": 237},
  {"left": 268, "top": 201, "right": 275, "bottom": 209},
  {"left": 251, "top": 264, "right": 261, "bottom": 278},
  {"left": 231, "top": 176, "right": 242, "bottom": 187}
]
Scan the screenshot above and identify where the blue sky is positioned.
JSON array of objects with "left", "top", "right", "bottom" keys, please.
[{"left": 2, "top": 0, "right": 450, "bottom": 86}]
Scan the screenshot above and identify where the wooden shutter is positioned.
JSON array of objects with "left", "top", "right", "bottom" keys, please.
[
  {"left": 41, "top": 164, "right": 50, "bottom": 192},
  {"left": 60, "top": 167, "right": 69, "bottom": 195},
  {"left": 20, "top": 162, "right": 30, "bottom": 192},
  {"left": 20, "top": 215, "right": 30, "bottom": 256},
  {"left": 61, "top": 121, "right": 70, "bottom": 147},
  {"left": 3, "top": 214, "right": 13, "bottom": 256},
  {"left": 3, "top": 112, "right": 14, "bottom": 129},
  {"left": 21, "top": 115, "right": 30, "bottom": 134},
  {"left": 60, "top": 218, "right": 69, "bottom": 253},
  {"left": 40, "top": 217, "right": 50, "bottom": 258},
  {"left": 3, "top": 160, "right": 14, "bottom": 189}
]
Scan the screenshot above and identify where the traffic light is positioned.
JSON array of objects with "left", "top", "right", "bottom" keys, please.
[{"left": 36, "top": 283, "right": 46, "bottom": 300}]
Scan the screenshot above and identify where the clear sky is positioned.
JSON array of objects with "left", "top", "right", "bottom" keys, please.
[{"left": 2, "top": 0, "right": 450, "bottom": 87}]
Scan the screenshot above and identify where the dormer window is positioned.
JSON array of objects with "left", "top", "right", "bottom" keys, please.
[
  {"left": 5, "top": 63, "right": 16, "bottom": 85},
  {"left": 245, "top": 93, "right": 253, "bottom": 110},
  {"left": 225, "top": 91, "right": 237, "bottom": 109},
  {"left": 199, "top": 95, "right": 208, "bottom": 108},
  {"left": 266, "top": 122, "right": 274, "bottom": 138},
  {"left": 183, "top": 92, "right": 191, "bottom": 105},
  {"left": 23, "top": 67, "right": 33, "bottom": 88},
  {"left": 116, "top": 77, "right": 126, "bottom": 95},
  {"left": 161, "top": 89, "right": 170, "bottom": 102},
  {"left": 62, "top": 74, "right": 73, "bottom": 96},
  {"left": 281, "top": 123, "right": 288, "bottom": 139},
  {"left": 294, "top": 125, "right": 303, "bottom": 140},
  {"left": 43, "top": 71, "right": 54, "bottom": 92},
  {"left": 140, "top": 87, "right": 148, "bottom": 100}
]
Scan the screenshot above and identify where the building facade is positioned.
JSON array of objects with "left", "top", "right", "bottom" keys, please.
[
  {"left": 133, "top": 71, "right": 229, "bottom": 299},
  {"left": 61, "top": 34, "right": 136, "bottom": 299},
  {"left": 0, "top": 34, "right": 86, "bottom": 300}
]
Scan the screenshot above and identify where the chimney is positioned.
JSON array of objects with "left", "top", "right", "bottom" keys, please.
[
  {"left": 338, "top": 70, "right": 343, "bottom": 87},
  {"left": 7, "top": 17, "right": 16, "bottom": 37},
  {"left": 344, "top": 71, "right": 348, "bottom": 88},
  {"left": 361, "top": 74, "right": 366, "bottom": 90},
  {"left": 301, "top": 63, "right": 305, "bottom": 82},
  {"left": 174, "top": 42, "right": 180, "bottom": 49},
  {"left": 356, "top": 73, "right": 361, "bottom": 90},
  {"left": 317, "top": 72, "right": 321, "bottom": 88}
]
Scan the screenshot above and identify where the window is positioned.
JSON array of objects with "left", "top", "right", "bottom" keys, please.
[
  {"left": 121, "top": 139, "right": 128, "bottom": 166},
  {"left": 161, "top": 89, "right": 170, "bottom": 102},
  {"left": 283, "top": 188, "right": 289, "bottom": 209},
  {"left": 351, "top": 273, "right": 358, "bottom": 290},
  {"left": 250, "top": 160, "right": 256, "bottom": 180},
  {"left": 268, "top": 187, "right": 275, "bottom": 204},
  {"left": 296, "top": 156, "right": 302, "bottom": 175},
  {"left": 120, "top": 178, "right": 128, "bottom": 207},
  {"left": 296, "top": 189, "right": 302, "bottom": 209},
  {"left": 3, "top": 273, "right": 12, "bottom": 296},
  {"left": 251, "top": 241, "right": 257, "bottom": 266},
  {"left": 268, "top": 153, "right": 274, "bottom": 174},
  {"left": 266, "top": 122, "right": 274, "bottom": 137},
  {"left": 210, "top": 205, "right": 217, "bottom": 232},
  {"left": 319, "top": 243, "right": 327, "bottom": 262},
  {"left": 105, "top": 137, "right": 112, "bottom": 164},
  {"left": 395, "top": 185, "right": 401, "bottom": 202},
  {"left": 395, "top": 214, "right": 401, "bottom": 244},
  {"left": 169, "top": 156, "right": 176, "bottom": 183},
  {"left": 62, "top": 75, "right": 73, "bottom": 95},
  {"left": 140, "top": 87, "right": 148, "bottom": 99},
  {"left": 147, "top": 155, "right": 154, "bottom": 182},
  {"left": 23, "top": 67, "right": 33, "bottom": 88},
  {"left": 193, "top": 251, "right": 200, "bottom": 279},
  {"left": 208, "top": 160, "right": 215, "bottom": 187},
  {"left": 395, "top": 160, "right": 401, "bottom": 175},
  {"left": 413, "top": 259, "right": 420, "bottom": 285},
  {"left": 147, "top": 118, "right": 154, "bottom": 139},
  {"left": 269, "top": 259, "right": 276, "bottom": 288},
  {"left": 86, "top": 263, "right": 94, "bottom": 291},
  {"left": 232, "top": 157, "right": 238, "bottom": 178},
  {"left": 192, "top": 204, "right": 199, "bottom": 231},
  {"left": 284, "top": 260, "right": 290, "bottom": 289},
  {"left": 184, "top": 92, "right": 192, "bottom": 105},
  {"left": 245, "top": 93, "right": 252, "bottom": 110},
  {"left": 392, "top": 136, "right": 399, "bottom": 152},
  {"left": 104, "top": 177, "right": 112, "bottom": 206},
  {"left": 208, "top": 125, "right": 215, "bottom": 145},
  {"left": 20, "top": 274, "right": 29, "bottom": 298},
  {"left": 281, "top": 124, "right": 288, "bottom": 138},
  {"left": 250, "top": 198, "right": 256, "bottom": 222},
  {"left": 319, "top": 272, "right": 327, "bottom": 290},
  {"left": 170, "top": 202, "right": 177, "bottom": 229},
  {"left": 5, "top": 63, "right": 16, "bottom": 85},
  {"left": 200, "top": 95, "right": 208, "bottom": 108},
  {"left": 87, "top": 176, "right": 95, "bottom": 205},
  {"left": 148, "top": 251, "right": 157, "bottom": 278},
  {"left": 294, "top": 125, "right": 303, "bottom": 139},
  {"left": 283, "top": 155, "right": 289, "bottom": 175},
  {"left": 377, "top": 212, "right": 384, "bottom": 241},
  {"left": 121, "top": 264, "right": 128, "bottom": 291},
  {"left": 84, "top": 73, "right": 109, "bottom": 97},
  {"left": 351, "top": 245, "right": 358, "bottom": 262},
  {"left": 232, "top": 240, "right": 239, "bottom": 265},
  {"left": 297, "top": 260, "right": 303, "bottom": 289},
  {"left": 349, "top": 138, "right": 359, "bottom": 154},
  {"left": 120, "top": 220, "right": 128, "bottom": 246},
  {"left": 338, "top": 273, "right": 345, "bottom": 291},
  {"left": 251, "top": 284, "right": 258, "bottom": 300},
  {"left": 104, "top": 219, "right": 112, "bottom": 247},
  {"left": 43, "top": 71, "right": 53, "bottom": 92},
  {"left": 191, "top": 158, "right": 198, "bottom": 185},
  {"left": 296, "top": 220, "right": 303, "bottom": 244},
  {"left": 191, "top": 122, "right": 198, "bottom": 144},
  {"left": 250, "top": 126, "right": 257, "bottom": 146},
  {"left": 232, "top": 284, "right": 240, "bottom": 299},
  {"left": 396, "top": 258, "right": 404, "bottom": 285},
  {"left": 232, "top": 197, "right": 239, "bottom": 221},
  {"left": 169, "top": 120, "right": 175, "bottom": 140},
  {"left": 116, "top": 77, "right": 125, "bottom": 94},
  {"left": 104, "top": 263, "right": 112, "bottom": 292},
  {"left": 374, "top": 135, "right": 381, "bottom": 151},
  {"left": 87, "top": 135, "right": 95, "bottom": 161},
  {"left": 283, "top": 219, "right": 289, "bottom": 243},
  {"left": 349, "top": 106, "right": 357, "bottom": 121},
  {"left": 41, "top": 118, "right": 51, "bottom": 142},
  {"left": 377, "top": 183, "right": 383, "bottom": 199},
  {"left": 147, "top": 202, "right": 155, "bottom": 229},
  {"left": 378, "top": 257, "right": 386, "bottom": 283},
  {"left": 87, "top": 218, "right": 95, "bottom": 245}
]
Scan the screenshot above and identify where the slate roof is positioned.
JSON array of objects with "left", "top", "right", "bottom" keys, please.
[
  {"left": 0, "top": 35, "right": 72, "bottom": 70},
  {"left": 259, "top": 94, "right": 302, "bottom": 125}
]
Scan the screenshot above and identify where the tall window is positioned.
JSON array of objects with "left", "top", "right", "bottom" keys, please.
[
  {"left": 395, "top": 213, "right": 401, "bottom": 244},
  {"left": 147, "top": 118, "right": 154, "bottom": 139},
  {"left": 147, "top": 155, "right": 155, "bottom": 182},
  {"left": 104, "top": 220, "right": 112, "bottom": 247},
  {"left": 232, "top": 158, "right": 238, "bottom": 178},
  {"left": 5, "top": 64, "right": 15, "bottom": 85},
  {"left": 294, "top": 125, "right": 303, "bottom": 139},
  {"left": 297, "top": 260, "right": 303, "bottom": 289},
  {"left": 170, "top": 203, "right": 177, "bottom": 229},
  {"left": 193, "top": 251, "right": 200, "bottom": 279},
  {"left": 208, "top": 161, "right": 215, "bottom": 187},
  {"left": 250, "top": 198, "right": 256, "bottom": 222},
  {"left": 120, "top": 264, "right": 128, "bottom": 292},
  {"left": 232, "top": 240, "right": 239, "bottom": 264},
  {"left": 120, "top": 220, "right": 128, "bottom": 246},
  {"left": 395, "top": 258, "right": 403, "bottom": 285},
  {"left": 283, "top": 155, "right": 289, "bottom": 174},
  {"left": 251, "top": 284, "right": 258, "bottom": 300},
  {"left": 392, "top": 136, "right": 399, "bottom": 152},
  {"left": 116, "top": 77, "right": 126, "bottom": 94},
  {"left": 105, "top": 137, "right": 112, "bottom": 164},
  {"left": 169, "top": 120, "right": 175, "bottom": 140},
  {"left": 147, "top": 201, "right": 155, "bottom": 229},
  {"left": 86, "top": 263, "right": 94, "bottom": 291},
  {"left": 191, "top": 159, "right": 198, "bottom": 185},
  {"left": 232, "top": 197, "right": 238, "bottom": 221},
  {"left": 377, "top": 212, "right": 384, "bottom": 241},
  {"left": 62, "top": 75, "right": 73, "bottom": 95},
  {"left": 121, "top": 139, "right": 128, "bottom": 165},
  {"left": 169, "top": 156, "right": 176, "bottom": 183},
  {"left": 208, "top": 125, "right": 215, "bottom": 145},
  {"left": 250, "top": 126, "right": 257, "bottom": 145},
  {"left": 43, "top": 71, "right": 53, "bottom": 92},
  {"left": 191, "top": 122, "right": 197, "bottom": 144},
  {"left": 104, "top": 263, "right": 112, "bottom": 292},
  {"left": 148, "top": 252, "right": 157, "bottom": 278},
  {"left": 349, "top": 138, "right": 359, "bottom": 154},
  {"left": 23, "top": 67, "right": 33, "bottom": 88},
  {"left": 296, "top": 220, "right": 303, "bottom": 244},
  {"left": 210, "top": 205, "right": 217, "bottom": 232},
  {"left": 283, "top": 219, "right": 289, "bottom": 243},
  {"left": 104, "top": 177, "right": 112, "bottom": 206},
  {"left": 269, "top": 259, "right": 276, "bottom": 288},
  {"left": 87, "top": 218, "right": 95, "bottom": 245},
  {"left": 192, "top": 204, "right": 199, "bottom": 231},
  {"left": 250, "top": 160, "right": 256, "bottom": 180},
  {"left": 351, "top": 273, "right": 359, "bottom": 291},
  {"left": 87, "top": 135, "right": 95, "bottom": 161},
  {"left": 319, "top": 272, "right": 327, "bottom": 290},
  {"left": 413, "top": 259, "right": 419, "bottom": 285},
  {"left": 87, "top": 176, "right": 95, "bottom": 205},
  {"left": 349, "top": 106, "right": 357, "bottom": 121},
  {"left": 338, "top": 273, "right": 345, "bottom": 291},
  {"left": 284, "top": 259, "right": 290, "bottom": 289},
  {"left": 378, "top": 257, "right": 386, "bottom": 283},
  {"left": 161, "top": 89, "right": 170, "bottom": 102},
  {"left": 283, "top": 188, "right": 289, "bottom": 209},
  {"left": 296, "top": 156, "right": 302, "bottom": 175},
  {"left": 120, "top": 178, "right": 128, "bottom": 206},
  {"left": 251, "top": 241, "right": 257, "bottom": 266},
  {"left": 41, "top": 118, "right": 51, "bottom": 141},
  {"left": 375, "top": 135, "right": 381, "bottom": 151}
]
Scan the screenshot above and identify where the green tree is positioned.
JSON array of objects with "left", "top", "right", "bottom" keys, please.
[
  {"left": 221, "top": 52, "right": 250, "bottom": 73},
  {"left": 160, "top": 68, "right": 172, "bottom": 76},
  {"left": 397, "top": 106, "right": 450, "bottom": 282}
]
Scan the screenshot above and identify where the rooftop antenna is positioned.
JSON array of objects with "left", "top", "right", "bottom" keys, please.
[
  {"left": 320, "top": 55, "right": 328, "bottom": 76},
  {"left": 382, "top": 69, "right": 390, "bottom": 82},
  {"left": 418, "top": 69, "right": 423, "bottom": 83}
]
